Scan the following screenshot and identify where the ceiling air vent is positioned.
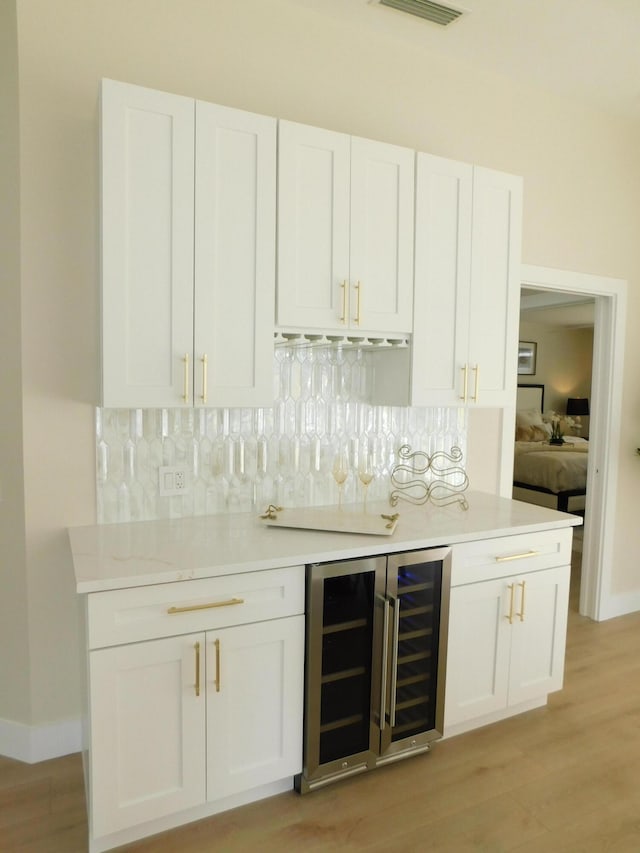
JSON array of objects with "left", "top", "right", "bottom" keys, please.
[{"left": 377, "top": 0, "right": 465, "bottom": 26}]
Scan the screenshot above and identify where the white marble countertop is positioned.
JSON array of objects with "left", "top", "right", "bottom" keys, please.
[{"left": 68, "top": 492, "right": 581, "bottom": 594}]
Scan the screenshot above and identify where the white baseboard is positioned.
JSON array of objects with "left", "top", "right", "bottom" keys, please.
[
  {"left": 442, "top": 696, "right": 547, "bottom": 739},
  {"left": 0, "top": 716, "right": 82, "bottom": 763},
  {"left": 598, "top": 590, "right": 640, "bottom": 621}
]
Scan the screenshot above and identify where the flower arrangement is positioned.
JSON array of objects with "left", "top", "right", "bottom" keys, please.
[
  {"left": 545, "top": 411, "right": 576, "bottom": 445},
  {"left": 549, "top": 414, "right": 564, "bottom": 444}
]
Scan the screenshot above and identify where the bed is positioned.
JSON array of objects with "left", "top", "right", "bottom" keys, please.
[{"left": 513, "top": 384, "right": 588, "bottom": 512}]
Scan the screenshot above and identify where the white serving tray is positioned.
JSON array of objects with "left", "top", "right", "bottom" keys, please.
[{"left": 259, "top": 505, "right": 399, "bottom": 536}]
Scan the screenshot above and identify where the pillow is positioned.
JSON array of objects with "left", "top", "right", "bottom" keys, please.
[
  {"left": 515, "top": 409, "right": 545, "bottom": 429},
  {"left": 531, "top": 424, "right": 551, "bottom": 440},
  {"left": 515, "top": 425, "right": 533, "bottom": 441},
  {"left": 515, "top": 423, "right": 550, "bottom": 442}
]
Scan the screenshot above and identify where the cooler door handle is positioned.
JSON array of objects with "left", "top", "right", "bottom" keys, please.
[
  {"left": 380, "top": 597, "right": 390, "bottom": 731},
  {"left": 389, "top": 597, "right": 400, "bottom": 728}
]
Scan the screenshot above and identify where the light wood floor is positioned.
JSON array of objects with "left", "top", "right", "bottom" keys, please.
[{"left": 4, "top": 546, "right": 640, "bottom": 852}]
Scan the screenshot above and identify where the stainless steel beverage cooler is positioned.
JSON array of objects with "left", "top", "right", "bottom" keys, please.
[{"left": 296, "top": 547, "right": 451, "bottom": 792}]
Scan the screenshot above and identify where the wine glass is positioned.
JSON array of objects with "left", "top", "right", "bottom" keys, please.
[
  {"left": 332, "top": 451, "right": 349, "bottom": 509},
  {"left": 358, "top": 452, "right": 374, "bottom": 513}
]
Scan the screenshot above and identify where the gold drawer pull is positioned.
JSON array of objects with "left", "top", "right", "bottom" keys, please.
[
  {"left": 167, "top": 597, "right": 245, "bottom": 615},
  {"left": 495, "top": 550, "right": 539, "bottom": 563}
]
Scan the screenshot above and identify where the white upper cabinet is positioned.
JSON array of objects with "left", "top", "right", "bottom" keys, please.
[
  {"left": 467, "top": 166, "right": 523, "bottom": 407},
  {"left": 101, "top": 80, "right": 522, "bottom": 411},
  {"left": 349, "top": 137, "right": 415, "bottom": 334},
  {"left": 411, "top": 153, "right": 523, "bottom": 407},
  {"left": 100, "top": 80, "right": 276, "bottom": 408},
  {"left": 101, "top": 81, "right": 195, "bottom": 408},
  {"left": 194, "top": 102, "right": 276, "bottom": 408},
  {"left": 277, "top": 120, "right": 414, "bottom": 335},
  {"left": 277, "top": 122, "right": 350, "bottom": 331},
  {"left": 411, "top": 155, "right": 473, "bottom": 407}
]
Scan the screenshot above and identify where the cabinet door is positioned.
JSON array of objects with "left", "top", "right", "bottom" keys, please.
[
  {"left": 412, "top": 153, "right": 473, "bottom": 406},
  {"left": 445, "top": 578, "right": 511, "bottom": 727},
  {"left": 206, "top": 615, "right": 304, "bottom": 800},
  {"left": 100, "top": 79, "right": 195, "bottom": 407},
  {"left": 349, "top": 136, "right": 414, "bottom": 334},
  {"left": 194, "top": 103, "right": 276, "bottom": 407},
  {"left": 89, "top": 634, "right": 206, "bottom": 837},
  {"left": 277, "top": 120, "right": 350, "bottom": 330},
  {"left": 508, "top": 566, "right": 570, "bottom": 706},
  {"left": 467, "top": 166, "right": 522, "bottom": 407}
]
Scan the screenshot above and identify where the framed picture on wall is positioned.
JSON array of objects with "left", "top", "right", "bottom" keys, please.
[{"left": 518, "top": 341, "right": 537, "bottom": 375}]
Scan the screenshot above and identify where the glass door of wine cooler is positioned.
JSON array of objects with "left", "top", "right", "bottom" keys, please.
[
  {"left": 298, "top": 556, "right": 386, "bottom": 791},
  {"left": 380, "top": 547, "right": 451, "bottom": 762},
  {"left": 297, "top": 547, "right": 451, "bottom": 792}
]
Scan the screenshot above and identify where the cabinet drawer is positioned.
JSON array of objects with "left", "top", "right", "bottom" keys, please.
[
  {"left": 87, "top": 565, "right": 304, "bottom": 649},
  {"left": 451, "top": 528, "right": 573, "bottom": 587}
]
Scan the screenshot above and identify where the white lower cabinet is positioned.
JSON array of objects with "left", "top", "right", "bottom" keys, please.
[
  {"left": 78, "top": 523, "right": 575, "bottom": 850},
  {"left": 206, "top": 617, "right": 304, "bottom": 800},
  {"left": 84, "top": 567, "right": 304, "bottom": 851},
  {"left": 444, "top": 532, "right": 571, "bottom": 733},
  {"left": 89, "top": 634, "right": 207, "bottom": 837}
]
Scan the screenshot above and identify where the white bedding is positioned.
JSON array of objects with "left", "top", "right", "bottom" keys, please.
[{"left": 513, "top": 438, "right": 588, "bottom": 494}]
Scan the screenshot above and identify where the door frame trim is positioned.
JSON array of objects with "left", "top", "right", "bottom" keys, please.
[{"left": 516, "top": 264, "right": 626, "bottom": 621}]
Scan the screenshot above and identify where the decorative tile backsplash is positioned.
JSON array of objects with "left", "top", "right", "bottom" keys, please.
[{"left": 96, "top": 345, "right": 467, "bottom": 524}]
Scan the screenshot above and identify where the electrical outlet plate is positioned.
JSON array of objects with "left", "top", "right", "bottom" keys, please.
[{"left": 159, "top": 466, "right": 189, "bottom": 497}]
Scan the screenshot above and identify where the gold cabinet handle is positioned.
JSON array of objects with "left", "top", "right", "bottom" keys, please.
[
  {"left": 167, "top": 597, "right": 245, "bottom": 615},
  {"left": 200, "top": 353, "right": 208, "bottom": 404},
  {"left": 495, "top": 550, "right": 538, "bottom": 563},
  {"left": 517, "top": 580, "right": 526, "bottom": 621},
  {"left": 472, "top": 364, "right": 479, "bottom": 403},
  {"left": 339, "top": 280, "right": 347, "bottom": 323},
  {"left": 354, "top": 280, "right": 361, "bottom": 325},
  {"left": 214, "top": 638, "right": 221, "bottom": 693},
  {"left": 182, "top": 352, "right": 190, "bottom": 403},
  {"left": 506, "top": 583, "right": 515, "bottom": 624},
  {"left": 194, "top": 641, "right": 201, "bottom": 697},
  {"left": 460, "top": 365, "right": 468, "bottom": 402}
]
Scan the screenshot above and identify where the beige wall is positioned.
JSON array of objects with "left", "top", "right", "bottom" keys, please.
[
  {"left": 519, "top": 322, "right": 594, "bottom": 418},
  {"left": 7, "top": 0, "right": 640, "bottom": 727},
  {"left": 1, "top": 0, "right": 30, "bottom": 723}
]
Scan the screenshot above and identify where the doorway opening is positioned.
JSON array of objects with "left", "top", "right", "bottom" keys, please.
[
  {"left": 517, "top": 288, "right": 593, "bottom": 611},
  {"left": 517, "top": 265, "right": 626, "bottom": 621}
]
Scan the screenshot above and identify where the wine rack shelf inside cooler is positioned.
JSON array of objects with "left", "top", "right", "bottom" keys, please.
[
  {"left": 319, "top": 572, "right": 375, "bottom": 765},
  {"left": 391, "top": 563, "right": 441, "bottom": 742}
]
